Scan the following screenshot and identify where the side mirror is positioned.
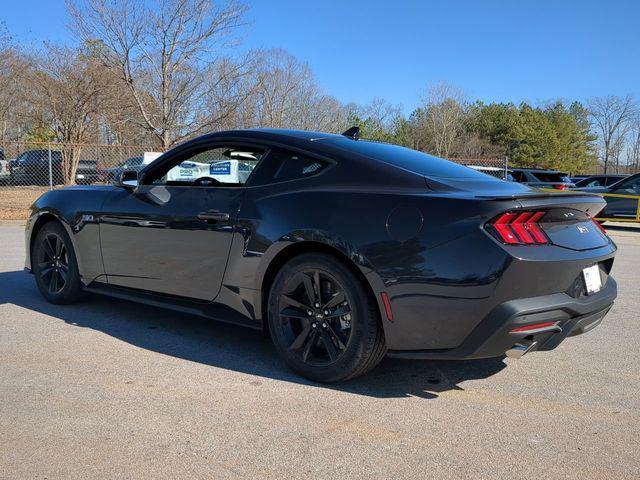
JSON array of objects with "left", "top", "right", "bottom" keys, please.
[{"left": 118, "top": 170, "right": 139, "bottom": 189}]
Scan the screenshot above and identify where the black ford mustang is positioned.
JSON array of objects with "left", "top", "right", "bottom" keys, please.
[{"left": 25, "top": 128, "right": 617, "bottom": 382}]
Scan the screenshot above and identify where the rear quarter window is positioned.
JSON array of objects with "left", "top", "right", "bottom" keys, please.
[{"left": 249, "top": 147, "right": 328, "bottom": 185}]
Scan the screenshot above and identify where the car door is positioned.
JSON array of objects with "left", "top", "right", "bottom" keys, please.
[
  {"left": 98, "top": 142, "right": 264, "bottom": 300},
  {"left": 602, "top": 175, "right": 640, "bottom": 218}
]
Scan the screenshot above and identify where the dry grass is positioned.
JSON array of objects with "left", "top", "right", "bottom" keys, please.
[{"left": 0, "top": 187, "right": 52, "bottom": 220}]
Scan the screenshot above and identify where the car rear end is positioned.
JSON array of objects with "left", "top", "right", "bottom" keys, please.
[
  {"left": 314, "top": 136, "right": 616, "bottom": 361},
  {"left": 382, "top": 189, "right": 616, "bottom": 361},
  {"left": 75, "top": 160, "right": 100, "bottom": 184},
  {"left": 475, "top": 192, "right": 616, "bottom": 358}
]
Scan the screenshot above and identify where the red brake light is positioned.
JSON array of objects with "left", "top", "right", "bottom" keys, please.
[
  {"left": 553, "top": 184, "right": 568, "bottom": 190},
  {"left": 510, "top": 321, "right": 557, "bottom": 333},
  {"left": 493, "top": 212, "right": 519, "bottom": 244},
  {"left": 510, "top": 212, "right": 535, "bottom": 244},
  {"left": 591, "top": 218, "right": 607, "bottom": 235},
  {"left": 487, "top": 210, "right": 549, "bottom": 245}
]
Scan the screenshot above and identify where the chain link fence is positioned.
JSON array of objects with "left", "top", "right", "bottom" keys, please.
[
  {"left": 449, "top": 157, "right": 509, "bottom": 179},
  {"left": 0, "top": 141, "right": 159, "bottom": 219},
  {"left": 0, "top": 141, "right": 159, "bottom": 187},
  {"left": 0, "top": 141, "right": 509, "bottom": 220}
]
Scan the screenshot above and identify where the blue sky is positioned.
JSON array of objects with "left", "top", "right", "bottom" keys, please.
[{"left": 3, "top": 0, "right": 639, "bottom": 112}]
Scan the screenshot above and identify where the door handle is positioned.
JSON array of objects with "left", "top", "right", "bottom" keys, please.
[{"left": 197, "top": 210, "right": 230, "bottom": 222}]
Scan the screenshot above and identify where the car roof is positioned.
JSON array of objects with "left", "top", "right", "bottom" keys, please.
[
  {"left": 204, "top": 128, "right": 342, "bottom": 142},
  {"left": 510, "top": 167, "right": 567, "bottom": 174},
  {"left": 580, "top": 174, "right": 626, "bottom": 178}
]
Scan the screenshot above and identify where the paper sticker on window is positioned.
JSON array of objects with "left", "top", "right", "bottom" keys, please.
[
  {"left": 302, "top": 162, "right": 322, "bottom": 175},
  {"left": 210, "top": 162, "right": 231, "bottom": 175}
]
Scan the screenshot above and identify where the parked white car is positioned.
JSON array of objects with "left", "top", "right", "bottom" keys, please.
[{"left": 0, "top": 159, "right": 12, "bottom": 184}]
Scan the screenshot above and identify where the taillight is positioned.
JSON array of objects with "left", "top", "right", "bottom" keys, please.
[
  {"left": 590, "top": 217, "right": 607, "bottom": 236},
  {"left": 486, "top": 210, "right": 549, "bottom": 245},
  {"left": 510, "top": 321, "right": 558, "bottom": 333},
  {"left": 553, "top": 184, "right": 569, "bottom": 190}
]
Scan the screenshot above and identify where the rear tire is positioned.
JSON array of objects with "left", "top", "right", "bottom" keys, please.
[
  {"left": 267, "top": 253, "right": 386, "bottom": 383},
  {"left": 32, "top": 221, "right": 84, "bottom": 304}
]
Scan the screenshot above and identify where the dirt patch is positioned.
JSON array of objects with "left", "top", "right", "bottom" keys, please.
[{"left": 0, "top": 187, "right": 51, "bottom": 220}]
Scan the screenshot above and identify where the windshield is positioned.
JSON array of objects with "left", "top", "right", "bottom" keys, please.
[{"left": 324, "top": 137, "right": 500, "bottom": 180}]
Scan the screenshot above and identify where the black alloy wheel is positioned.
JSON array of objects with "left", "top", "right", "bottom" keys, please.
[
  {"left": 268, "top": 253, "right": 386, "bottom": 383},
  {"left": 33, "top": 221, "right": 84, "bottom": 304},
  {"left": 277, "top": 269, "right": 353, "bottom": 366},
  {"left": 37, "top": 232, "right": 69, "bottom": 295}
]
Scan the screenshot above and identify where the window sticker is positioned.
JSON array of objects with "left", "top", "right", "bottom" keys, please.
[
  {"left": 210, "top": 161, "right": 231, "bottom": 175},
  {"left": 302, "top": 162, "right": 322, "bottom": 175}
]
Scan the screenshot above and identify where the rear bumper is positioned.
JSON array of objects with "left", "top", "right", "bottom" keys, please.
[{"left": 387, "top": 276, "right": 617, "bottom": 360}]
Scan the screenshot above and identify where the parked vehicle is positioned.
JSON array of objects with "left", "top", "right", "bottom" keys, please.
[
  {"left": 10, "top": 150, "right": 64, "bottom": 185},
  {"left": 575, "top": 173, "right": 640, "bottom": 220},
  {"left": 74, "top": 159, "right": 102, "bottom": 185},
  {"left": 570, "top": 174, "right": 590, "bottom": 183},
  {"left": 103, "top": 156, "right": 144, "bottom": 183},
  {"left": 25, "top": 128, "right": 617, "bottom": 382},
  {"left": 0, "top": 151, "right": 11, "bottom": 185},
  {"left": 572, "top": 174, "right": 628, "bottom": 188},
  {"left": 509, "top": 168, "right": 575, "bottom": 190}
]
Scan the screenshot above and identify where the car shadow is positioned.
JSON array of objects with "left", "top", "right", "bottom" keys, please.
[{"left": 0, "top": 269, "right": 507, "bottom": 399}]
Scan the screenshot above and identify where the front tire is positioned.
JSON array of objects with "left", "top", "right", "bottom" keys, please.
[
  {"left": 32, "top": 221, "right": 84, "bottom": 304},
  {"left": 267, "top": 253, "right": 386, "bottom": 383}
]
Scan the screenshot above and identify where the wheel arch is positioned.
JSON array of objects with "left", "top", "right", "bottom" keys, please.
[
  {"left": 26, "top": 211, "right": 78, "bottom": 272},
  {"left": 258, "top": 240, "right": 382, "bottom": 337}
]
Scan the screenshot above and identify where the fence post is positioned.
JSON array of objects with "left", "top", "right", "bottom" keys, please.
[
  {"left": 504, "top": 155, "right": 509, "bottom": 180},
  {"left": 48, "top": 143, "right": 53, "bottom": 190}
]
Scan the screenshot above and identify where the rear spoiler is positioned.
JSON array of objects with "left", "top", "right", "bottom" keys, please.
[{"left": 475, "top": 191, "right": 604, "bottom": 201}]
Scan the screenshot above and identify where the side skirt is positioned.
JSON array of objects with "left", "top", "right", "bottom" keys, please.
[{"left": 84, "top": 282, "right": 261, "bottom": 331}]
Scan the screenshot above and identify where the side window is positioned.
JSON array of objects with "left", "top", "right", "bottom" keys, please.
[
  {"left": 510, "top": 171, "right": 525, "bottom": 182},
  {"left": 270, "top": 149, "right": 327, "bottom": 182},
  {"left": 147, "top": 146, "right": 264, "bottom": 186},
  {"left": 615, "top": 176, "right": 640, "bottom": 194}
]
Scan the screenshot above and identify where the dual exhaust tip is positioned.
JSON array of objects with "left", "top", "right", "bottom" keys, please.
[{"left": 506, "top": 340, "right": 538, "bottom": 359}]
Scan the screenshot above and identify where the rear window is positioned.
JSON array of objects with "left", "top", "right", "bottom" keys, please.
[
  {"left": 324, "top": 137, "right": 497, "bottom": 179},
  {"left": 530, "top": 171, "right": 569, "bottom": 183},
  {"left": 575, "top": 177, "right": 603, "bottom": 187}
]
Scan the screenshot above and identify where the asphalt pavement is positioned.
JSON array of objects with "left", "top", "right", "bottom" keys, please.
[{"left": 1, "top": 223, "right": 639, "bottom": 479}]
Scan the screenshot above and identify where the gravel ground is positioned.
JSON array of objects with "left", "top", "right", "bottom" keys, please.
[
  {"left": 0, "top": 187, "right": 51, "bottom": 220},
  {"left": 1, "top": 224, "right": 639, "bottom": 479}
]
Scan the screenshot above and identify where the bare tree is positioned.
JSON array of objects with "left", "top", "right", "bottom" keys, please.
[
  {"left": 588, "top": 95, "right": 637, "bottom": 173},
  {"left": 625, "top": 115, "right": 640, "bottom": 173},
  {"left": 27, "top": 44, "right": 109, "bottom": 184},
  {"left": 345, "top": 98, "right": 403, "bottom": 141},
  {"left": 227, "top": 49, "right": 346, "bottom": 132},
  {"left": 69, "top": 0, "right": 248, "bottom": 149},
  {"left": 421, "top": 81, "right": 467, "bottom": 158},
  {"left": 0, "top": 26, "right": 29, "bottom": 142}
]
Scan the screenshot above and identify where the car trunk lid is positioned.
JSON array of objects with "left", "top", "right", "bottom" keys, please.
[{"left": 425, "top": 176, "right": 610, "bottom": 251}]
